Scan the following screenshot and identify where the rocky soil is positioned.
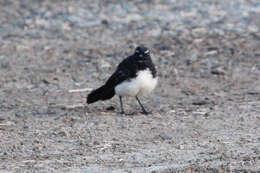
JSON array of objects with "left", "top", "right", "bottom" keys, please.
[{"left": 0, "top": 0, "right": 259, "bottom": 172}]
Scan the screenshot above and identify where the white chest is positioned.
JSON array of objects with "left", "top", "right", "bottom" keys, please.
[{"left": 115, "top": 69, "right": 158, "bottom": 97}]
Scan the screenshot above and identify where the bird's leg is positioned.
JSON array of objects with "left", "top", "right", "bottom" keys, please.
[
  {"left": 119, "top": 96, "right": 125, "bottom": 114},
  {"left": 136, "top": 96, "right": 149, "bottom": 115}
]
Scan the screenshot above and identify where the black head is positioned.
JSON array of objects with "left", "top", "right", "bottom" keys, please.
[{"left": 134, "top": 46, "right": 150, "bottom": 58}]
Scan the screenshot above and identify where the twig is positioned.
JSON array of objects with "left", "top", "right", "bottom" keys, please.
[
  {"left": 49, "top": 103, "right": 85, "bottom": 110},
  {"left": 68, "top": 88, "right": 92, "bottom": 93}
]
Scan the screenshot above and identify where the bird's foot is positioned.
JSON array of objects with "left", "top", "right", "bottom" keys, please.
[
  {"left": 141, "top": 110, "right": 151, "bottom": 115},
  {"left": 119, "top": 111, "right": 136, "bottom": 116}
]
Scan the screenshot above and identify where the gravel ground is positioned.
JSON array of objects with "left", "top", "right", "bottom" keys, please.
[{"left": 0, "top": 0, "right": 260, "bottom": 172}]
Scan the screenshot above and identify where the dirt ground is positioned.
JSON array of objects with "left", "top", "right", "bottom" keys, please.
[{"left": 0, "top": 0, "right": 260, "bottom": 172}]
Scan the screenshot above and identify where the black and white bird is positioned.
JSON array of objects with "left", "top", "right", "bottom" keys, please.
[{"left": 87, "top": 46, "right": 157, "bottom": 115}]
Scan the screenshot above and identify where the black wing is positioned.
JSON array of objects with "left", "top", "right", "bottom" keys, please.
[
  {"left": 104, "top": 56, "right": 137, "bottom": 88},
  {"left": 105, "top": 53, "right": 157, "bottom": 88},
  {"left": 87, "top": 58, "right": 131, "bottom": 104}
]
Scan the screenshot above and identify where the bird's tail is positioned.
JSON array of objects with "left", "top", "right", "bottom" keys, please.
[{"left": 87, "top": 85, "right": 115, "bottom": 104}]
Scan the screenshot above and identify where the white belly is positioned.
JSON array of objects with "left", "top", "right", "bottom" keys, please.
[{"left": 115, "top": 69, "right": 158, "bottom": 97}]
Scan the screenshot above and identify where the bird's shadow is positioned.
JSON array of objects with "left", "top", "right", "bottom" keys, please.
[
  {"left": 84, "top": 105, "right": 146, "bottom": 116},
  {"left": 106, "top": 105, "right": 149, "bottom": 116}
]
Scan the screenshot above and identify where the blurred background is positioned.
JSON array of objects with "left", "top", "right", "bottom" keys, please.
[{"left": 0, "top": 0, "right": 259, "bottom": 172}]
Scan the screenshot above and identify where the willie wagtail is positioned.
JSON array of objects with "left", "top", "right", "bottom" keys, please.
[{"left": 87, "top": 46, "right": 157, "bottom": 115}]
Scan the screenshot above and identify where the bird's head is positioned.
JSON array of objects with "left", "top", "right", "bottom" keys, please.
[{"left": 134, "top": 46, "right": 150, "bottom": 58}]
